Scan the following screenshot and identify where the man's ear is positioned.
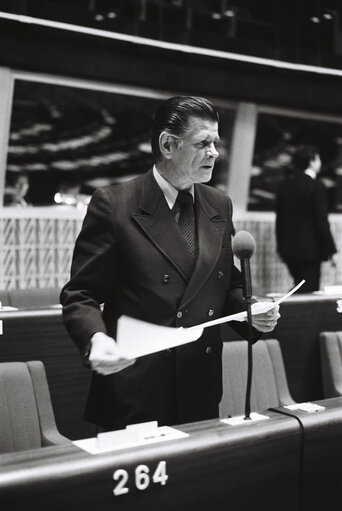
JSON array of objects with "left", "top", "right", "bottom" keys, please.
[{"left": 159, "top": 132, "right": 175, "bottom": 159}]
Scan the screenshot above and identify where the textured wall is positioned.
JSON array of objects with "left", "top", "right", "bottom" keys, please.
[
  {"left": 0, "top": 211, "right": 82, "bottom": 291},
  {"left": 0, "top": 210, "right": 341, "bottom": 296}
]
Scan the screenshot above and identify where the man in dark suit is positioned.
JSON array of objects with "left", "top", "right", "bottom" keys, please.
[
  {"left": 276, "top": 145, "right": 337, "bottom": 293},
  {"left": 61, "top": 96, "right": 279, "bottom": 430}
]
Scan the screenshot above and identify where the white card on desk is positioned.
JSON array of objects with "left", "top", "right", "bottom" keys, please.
[
  {"left": 73, "top": 424, "right": 188, "bottom": 454},
  {"left": 284, "top": 402, "right": 325, "bottom": 413}
]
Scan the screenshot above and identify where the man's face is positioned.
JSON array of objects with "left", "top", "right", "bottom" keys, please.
[
  {"left": 311, "top": 154, "right": 322, "bottom": 174},
  {"left": 15, "top": 176, "right": 29, "bottom": 198},
  {"left": 171, "top": 116, "right": 220, "bottom": 189}
]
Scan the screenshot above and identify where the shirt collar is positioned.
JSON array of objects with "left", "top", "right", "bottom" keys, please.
[
  {"left": 153, "top": 165, "right": 194, "bottom": 209},
  {"left": 304, "top": 169, "right": 316, "bottom": 180}
]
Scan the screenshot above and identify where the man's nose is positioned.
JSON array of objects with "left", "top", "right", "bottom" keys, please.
[{"left": 206, "top": 144, "right": 219, "bottom": 159}]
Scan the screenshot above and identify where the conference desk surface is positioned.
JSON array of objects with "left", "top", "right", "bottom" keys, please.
[
  {"left": 2, "top": 398, "right": 342, "bottom": 511},
  {"left": 272, "top": 397, "right": 342, "bottom": 511},
  {"left": 0, "top": 410, "right": 301, "bottom": 511}
]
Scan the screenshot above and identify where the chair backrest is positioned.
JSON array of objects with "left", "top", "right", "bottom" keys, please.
[
  {"left": 0, "top": 290, "right": 11, "bottom": 307},
  {"left": 0, "top": 361, "right": 69, "bottom": 454},
  {"left": 220, "top": 339, "right": 294, "bottom": 418},
  {"left": 8, "top": 288, "right": 60, "bottom": 309},
  {"left": 320, "top": 331, "right": 342, "bottom": 398}
]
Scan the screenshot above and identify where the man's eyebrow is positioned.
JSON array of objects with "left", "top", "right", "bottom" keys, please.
[{"left": 194, "top": 133, "right": 220, "bottom": 142}]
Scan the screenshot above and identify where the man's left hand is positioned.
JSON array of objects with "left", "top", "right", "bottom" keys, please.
[{"left": 251, "top": 303, "right": 280, "bottom": 333}]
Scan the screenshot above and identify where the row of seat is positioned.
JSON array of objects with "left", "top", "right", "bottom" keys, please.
[
  {"left": 1, "top": 333, "right": 341, "bottom": 454},
  {"left": 320, "top": 331, "right": 342, "bottom": 397},
  {"left": 0, "top": 288, "right": 60, "bottom": 309},
  {"left": 0, "top": 361, "right": 70, "bottom": 453},
  {"left": 219, "top": 333, "right": 342, "bottom": 418}
]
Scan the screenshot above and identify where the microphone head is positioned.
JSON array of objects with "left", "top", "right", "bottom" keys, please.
[{"left": 232, "top": 230, "right": 256, "bottom": 259}]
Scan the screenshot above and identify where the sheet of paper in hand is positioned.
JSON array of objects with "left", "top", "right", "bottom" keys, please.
[
  {"left": 117, "top": 316, "right": 204, "bottom": 359},
  {"left": 116, "top": 280, "right": 305, "bottom": 359}
]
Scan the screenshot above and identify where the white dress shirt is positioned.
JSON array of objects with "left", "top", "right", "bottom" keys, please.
[{"left": 153, "top": 165, "right": 194, "bottom": 209}]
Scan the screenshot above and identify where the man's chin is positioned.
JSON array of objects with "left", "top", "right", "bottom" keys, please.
[{"left": 200, "top": 171, "right": 213, "bottom": 183}]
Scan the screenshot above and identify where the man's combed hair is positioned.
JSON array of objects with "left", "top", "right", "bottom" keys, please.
[
  {"left": 292, "top": 145, "right": 319, "bottom": 171},
  {"left": 151, "top": 96, "right": 219, "bottom": 161}
]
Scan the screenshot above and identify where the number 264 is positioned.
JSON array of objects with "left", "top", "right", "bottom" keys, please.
[{"left": 113, "top": 461, "right": 168, "bottom": 496}]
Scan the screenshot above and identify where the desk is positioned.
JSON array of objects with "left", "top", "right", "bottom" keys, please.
[
  {"left": 0, "top": 412, "right": 301, "bottom": 511},
  {"left": 272, "top": 397, "right": 342, "bottom": 511},
  {"left": 222, "top": 294, "right": 342, "bottom": 402}
]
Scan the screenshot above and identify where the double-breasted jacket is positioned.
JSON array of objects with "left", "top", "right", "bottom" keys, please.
[{"left": 61, "top": 170, "right": 250, "bottom": 428}]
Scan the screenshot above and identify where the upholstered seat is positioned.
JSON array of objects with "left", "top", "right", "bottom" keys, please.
[
  {"left": 8, "top": 287, "right": 61, "bottom": 309},
  {"left": 0, "top": 361, "right": 70, "bottom": 453},
  {"left": 0, "top": 289, "right": 11, "bottom": 307},
  {"left": 219, "top": 339, "right": 294, "bottom": 418},
  {"left": 320, "top": 331, "right": 342, "bottom": 398}
]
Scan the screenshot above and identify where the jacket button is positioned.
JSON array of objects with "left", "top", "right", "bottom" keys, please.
[
  {"left": 177, "top": 311, "right": 183, "bottom": 318},
  {"left": 206, "top": 347, "right": 212, "bottom": 354},
  {"left": 208, "top": 309, "right": 214, "bottom": 317},
  {"left": 163, "top": 274, "right": 170, "bottom": 284},
  {"left": 217, "top": 271, "right": 224, "bottom": 279}
]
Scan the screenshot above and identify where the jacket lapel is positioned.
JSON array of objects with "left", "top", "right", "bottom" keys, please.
[
  {"left": 180, "top": 185, "right": 226, "bottom": 307},
  {"left": 132, "top": 170, "right": 194, "bottom": 281},
  {"left": 132, "top": 171, "right": 227, "bottom": 296}
]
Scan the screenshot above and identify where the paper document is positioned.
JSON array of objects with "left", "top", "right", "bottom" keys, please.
[
  {"left": 117, "top": 316, "right": 204, "bottom": 358},
  {"left": 117, "top": 280, "right": 305, "bottom": 359},
  {"left": 192, "top": 279, "right": 305, "bottom": 330}
]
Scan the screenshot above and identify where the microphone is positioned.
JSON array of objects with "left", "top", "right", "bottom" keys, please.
[
  {"left": 232, "top": 230, "right": 256, "bottom": 300},
  {"left": 232, "top": 230, "right": 256, "bottom": 420}
]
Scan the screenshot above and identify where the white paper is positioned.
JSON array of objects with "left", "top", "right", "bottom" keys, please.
[
  {"left": 117, "top": 315, "right": 204, "bottom": 358},
  {"left": 116, "top": 280, "right": 305, "bottom": 359},
  {"left": 323, "top": 285, "right": 342, "bottom": 295},
  {"left": 191, "top": 279, "right": 306, "bottom": 330}
]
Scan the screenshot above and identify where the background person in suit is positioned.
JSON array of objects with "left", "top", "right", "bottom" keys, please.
[
  {"left": 61, "top": 96, "right": 279, "bottom": 431},
  {"left": 275, "top": 144, "right": 337, "bottom": 293}
]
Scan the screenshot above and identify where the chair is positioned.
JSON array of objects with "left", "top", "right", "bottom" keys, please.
[
  {"left": 8, "top": 287, "right": 61, "bottom": 309},
  {"left": 0, "top": 361, "right": 70, "bottom": 453},
  {"left": 0, "top": 290, "right": 11, "bottom": 307},
  {"left": 219, "top": 339, "right": 295, "bottom": 418},
  {"left": 320, "top": 331, "right": 342, "bottom": 398}
]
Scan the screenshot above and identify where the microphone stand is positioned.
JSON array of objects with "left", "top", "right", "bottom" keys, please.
[{"left": 240, "top": 258, "right": 253, "bottom": 420}]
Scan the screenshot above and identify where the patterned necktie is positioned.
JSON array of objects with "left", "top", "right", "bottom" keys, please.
[{"left": 176, "top": 190, "right": 199, "bottom": 263}]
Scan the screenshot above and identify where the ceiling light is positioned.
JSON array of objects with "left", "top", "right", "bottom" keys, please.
[
  {"left": 138, "top": 142, "right": 152, "bottom": 153},
  {"left": 310, "top": 16, "right": 320, "bottom": 23},
  {"left": 224, "top": 9, "right": 235, "bottom": 18}
]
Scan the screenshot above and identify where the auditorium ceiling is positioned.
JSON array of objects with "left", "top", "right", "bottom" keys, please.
[
  {"left": 2, "top": 1, "right": 342, "bottom": 208},
  {"left": 1, "top": 0, "right": 342, "bottom": 68}
]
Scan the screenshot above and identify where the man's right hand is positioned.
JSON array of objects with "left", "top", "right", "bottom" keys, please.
[
  {"left": 331, "top": 253, "right": 338, "bottom": 268},
  {"left": 88, "top": 332, "right": 136, "bottom": 375}
]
